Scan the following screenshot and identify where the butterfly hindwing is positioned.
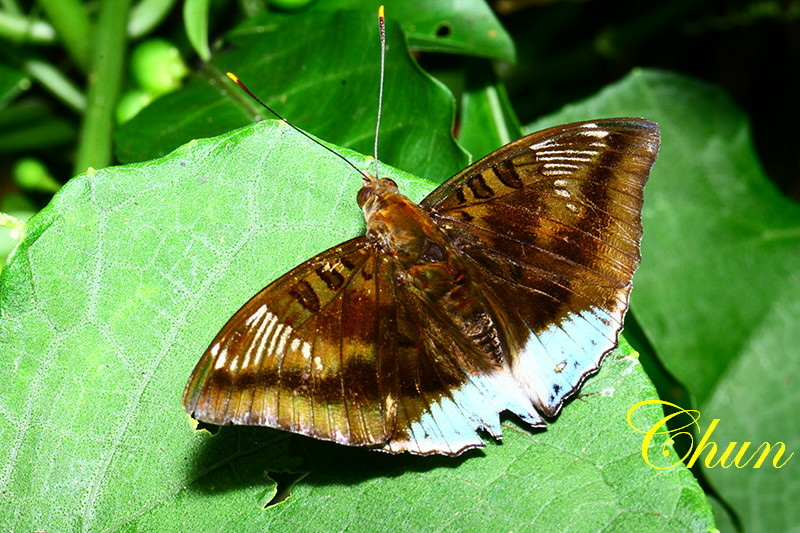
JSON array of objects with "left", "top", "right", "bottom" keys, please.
[
  {"left": 423, "top": 118, "right": 660, "bottom": 417},
  {"left": 184, "top": 236, "right": 541, "bottom": 455},
  {"left": 384, "top": 275, "right": 546, "bottom": 454}
]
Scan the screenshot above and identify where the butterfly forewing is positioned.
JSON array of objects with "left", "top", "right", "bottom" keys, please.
[
  {"left": 184, "top": 237, "right": 397, "bottom": 446},
  {"left": 424, "top": 119, "right": 659, "bottom": 416}
]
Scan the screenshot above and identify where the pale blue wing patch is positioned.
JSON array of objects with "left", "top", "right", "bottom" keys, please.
[
  {"left": 385, "top": 370, "right": 545, "bottom": 455},
  {"left": 510, "top": 306, "right": 623, "bottom": 417}
]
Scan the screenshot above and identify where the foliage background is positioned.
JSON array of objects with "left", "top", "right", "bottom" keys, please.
[{"left": 1, "top": 0, "right": 798, "bottom": 531}]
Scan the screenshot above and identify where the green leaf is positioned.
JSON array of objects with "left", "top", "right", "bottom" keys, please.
[
  {"left": 0, "top": 100, "right": 76, "bottom": 152},
  {"left": 0, "top": 63, "right": 77, "bottom": 152},
  {"left": 21, "top": 58, "right": 86, "bottom": 113},
  {"left": 394, "top": 0, "right": 515, "bottom": 62},
  {"left": 0, "top": 62, "right": 27, "bottom": 110},
  {"left": 1, "top": 120, "right": 712, "bottom": 530},
  {"left": 183, "top": 0, "right": 212, "bottom": 62},
  {"left": 236, "top": 0, "right": 516, "bottom": 61},
  {"left": 0, "top": 208, "right": 29, "bottom": 270},
  {"left": 457, "top": 59, "right": 522, "bottom": 160},
  {"left": 127, "top": 0, "right": 179, "bottom": 39},
  {"left": 528, "top": 68, "right": 800, "bottom": 533},
  {"left": 115, "top": 9, "right": 469, "bottom": 181}
]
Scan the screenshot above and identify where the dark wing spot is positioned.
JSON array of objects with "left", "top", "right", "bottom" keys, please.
[
  {"left": 456, "top": 210, "right": 474, "bottom": 222},
  {"left": 494, "top": 160, "right": 524, "bottom": 189},
  {"left": 466, "top": 174, "right": 494, "bottom": 199},
  {"left": 289, "top": 280, "right": 321, "bottom": 313},
  {"left": 316, "top": 266, "right": 345, "bottom": 291}
]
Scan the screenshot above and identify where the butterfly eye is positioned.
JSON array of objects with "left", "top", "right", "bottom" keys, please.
[{"left": 357, "top": 186, "right": 373, "bottom": 207}]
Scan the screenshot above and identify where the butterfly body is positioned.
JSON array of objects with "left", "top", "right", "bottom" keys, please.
[
  {"left": 360, "top": 176, "right": 504, "bottom": 365},
  {"left": 184, "top": 118, "right": 661, "bottom": 456}
]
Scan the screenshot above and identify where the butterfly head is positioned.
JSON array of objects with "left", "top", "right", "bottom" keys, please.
[{"left": 357, "top": 173, "right": 399, "bottom": 213}]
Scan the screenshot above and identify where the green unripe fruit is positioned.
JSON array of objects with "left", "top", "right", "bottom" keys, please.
[{"left": 131, "top": 39, "right": 190, "bottom": 96}]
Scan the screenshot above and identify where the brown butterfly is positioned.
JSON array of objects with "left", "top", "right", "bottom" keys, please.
[{"left": 183, "top": 117, "right": 660, "bottom": 455}]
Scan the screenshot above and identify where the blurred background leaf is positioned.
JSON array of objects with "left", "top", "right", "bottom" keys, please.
[{"left": 115, "top": 10, "right": 470, "bottom": 180}]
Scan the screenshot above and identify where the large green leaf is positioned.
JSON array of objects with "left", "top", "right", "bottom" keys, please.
[
  {"left": 528, "top": 68, "right": 800, "bottom": 532},
  {"left": 115, "top": 9, "right": 469, "bottom": 181},
  {"left": 457, "top": 59, "right": 523, "bottom": 159},
  {"left": 238, "top": 0, "right": 516, "bottom": 62},
  {"left": 1, "top": 116, "right": 712, "bottom": 530}
]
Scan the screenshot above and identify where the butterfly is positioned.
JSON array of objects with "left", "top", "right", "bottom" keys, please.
[{"left": 183, "top": 117, "right": 660, "bottom": 456}]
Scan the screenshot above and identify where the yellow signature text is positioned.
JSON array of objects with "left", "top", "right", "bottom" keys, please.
[{"left": 626, "top": 400, "right": 793, "bottom": 470}]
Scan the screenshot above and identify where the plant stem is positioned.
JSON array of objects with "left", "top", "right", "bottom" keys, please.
[
  {"left": 74, "top": 0, "right": 132, "bottom": 175},
  {"left": 37, "top": 0, "right": 92, "bottom": 72}
]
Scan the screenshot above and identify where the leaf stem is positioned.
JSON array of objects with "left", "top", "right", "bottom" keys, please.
[
  {"left": 74, "top": 0, "right": 132, "bottom": 174},
  {"left": 37, "top": 0, "right": 92, "bottom": 72}
]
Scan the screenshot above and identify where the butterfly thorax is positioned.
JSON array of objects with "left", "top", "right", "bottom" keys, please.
[
  {"left": 361, "top": 187, "right": 446, "bottom": 262},
  {"left": 359, "top": 179, "right": 461, "bottom": 287},
  {"left": 359, "top": 178, "right": 507, "bottom": 365}
]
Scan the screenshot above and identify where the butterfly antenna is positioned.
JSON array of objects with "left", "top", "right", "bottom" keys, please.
[
  {"left": 226, "top": 72, "right": 369, "bottom": 179},
  {"left": 373, "top": 5, "right": 386, "bottom": 179}
]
